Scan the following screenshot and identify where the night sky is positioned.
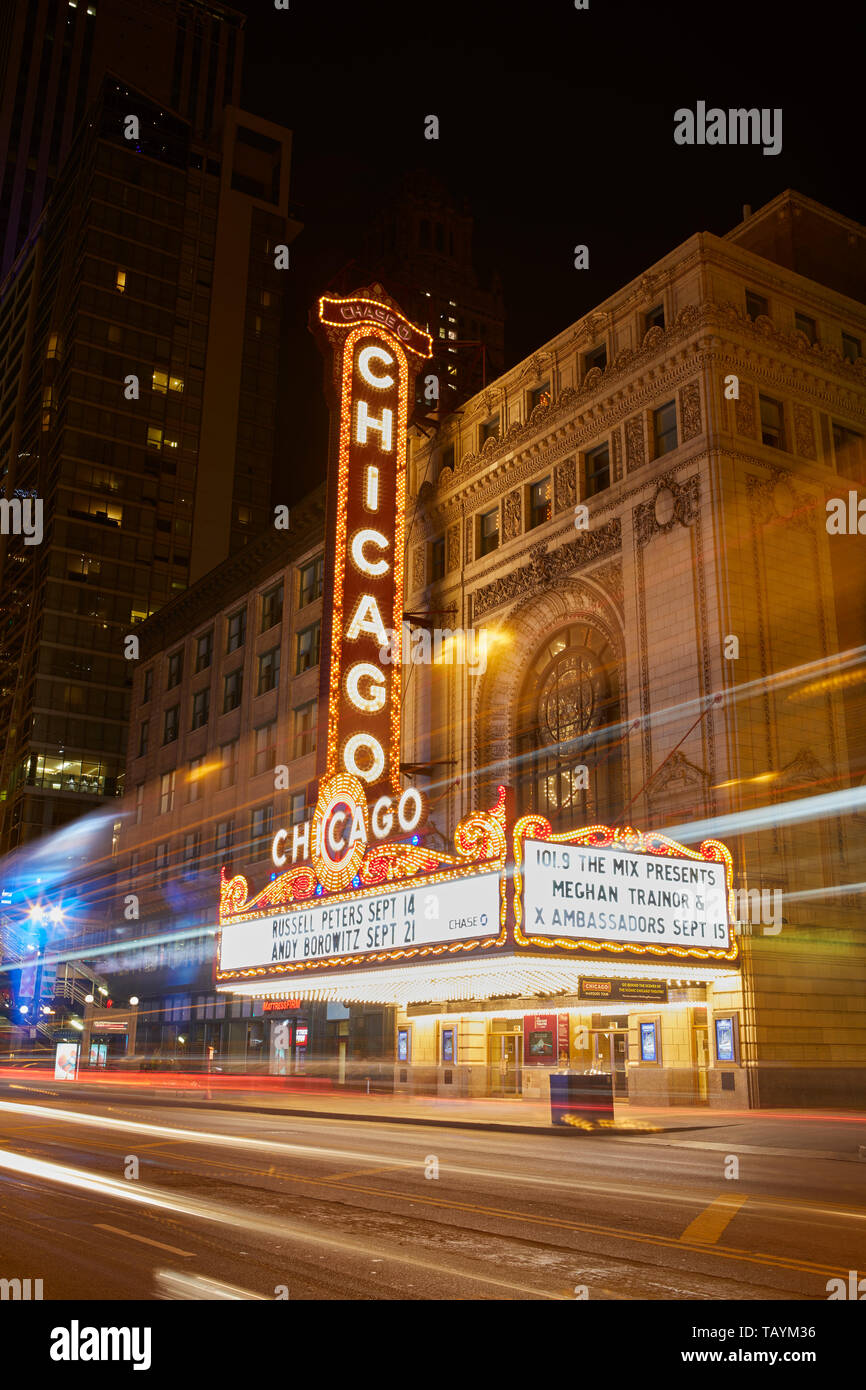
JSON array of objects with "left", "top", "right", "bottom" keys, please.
[{"left": 233, "top": 0, "right": 864, "bottom": 476}]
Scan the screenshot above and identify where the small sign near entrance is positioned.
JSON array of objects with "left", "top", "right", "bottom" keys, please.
[{"left": 579, "top": 978, "right": 669, "bottom": 1003}]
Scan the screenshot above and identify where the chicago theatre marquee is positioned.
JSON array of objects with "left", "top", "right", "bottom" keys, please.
[{"left": 215, "top": 286, "right": 741, "bottom": 1108}]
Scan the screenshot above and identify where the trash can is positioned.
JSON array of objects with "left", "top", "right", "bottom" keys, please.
[{"left": 549, "top": 1071, "right": 615, "bottom": 1127}]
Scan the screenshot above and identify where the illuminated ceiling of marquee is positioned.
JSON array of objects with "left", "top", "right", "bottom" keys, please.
[{"left": 219, "top": 955, "right": 736, "bottom": 1007}]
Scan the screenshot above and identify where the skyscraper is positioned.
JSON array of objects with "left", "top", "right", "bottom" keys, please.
[
  {"left": 0, "top": 0, "right": 246, "bottom": 279},
  {"left": 0, "top": 71, "right": 299, "bottom": 853}
]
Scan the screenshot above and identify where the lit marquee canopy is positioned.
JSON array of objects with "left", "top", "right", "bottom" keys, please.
[{"left": 215, "top": 285, "right": 739, "bottom": 999}]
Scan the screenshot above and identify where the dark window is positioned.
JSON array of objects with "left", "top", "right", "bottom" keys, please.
[
  {"left": 142, "top": 668, "right": 153, "bottom": 703},
  {"left": 296, "top": 622, "right": 320, "bottom": 673},
  {"left": 585, "top": 444, "right": 611, "bottom": 498},
  {"left": 163, "top": 706, "right": 179, "bottom": 744},
  {"left": 653, "top": 401, "right": 678, "bottom": 458},
  {"left": 842, "top": 332, "right": 862, "bottom": 364},
  {"left": 795, "top": 312, "right": 817, "bottom": 344},
  {"left": 431, "top": 535, "right": 446, "bottom": 580},
  {"left": 138, "top": 720, "right": 149, "bottom": 757},
  {"left": 480, "top": 416, "right": 499, "bottom": 446},
  {"left": 223, "top": 669, "right": 243, "bottom": 712},
  {"left": 182, "top": 831, "right": 200, "bottom": 880},
  {"left": 759, "top": 395, "right": 785, "bottom": 449},
  {"left": 299, "top": 557, "right": 323, "bottom": 608},
  {"left": 479, "top": 508, "right": 499, "bottom": 557},
  {"left": 529, "top": 383, "right": 551, "bottom": 413},
  {"left": 219, "top": 740, "right": 238, "bottom": 788},
  {"left": 746, "top": 290, "right": 769, "bottom": 320},
  {"left": 293, "top": 701, "right": 316, "bottom": 758},
  {"left": 833, "top": 424, "right": 866, "bottom": 483},
  {"left": 644, "top": 304, "right": 665, "bottom": 332},
  {"left": 584, "top": 344, "right": 607, "bottom": 375},
  {"left": 257, "top": 646, "right": 281, "bottom": 694},
  {"left": 191, "top": 687, "right": 210, "bottom": 730},
  {"left": 261, "top": 582, "right": 283, "bottom": 631},
  {"left": 226, "top": 607, "right": 246, "bottom": 653},
  {"left": 419, "top": 219, "right": 430, "bottom": 249},
  {"left": 215, "top": 818, "right": 234, "bottom": 865},
  {"left": 529, "top": 478, "right": 552, "bottom": 530},
  {"left": 438, "top": 444, "right": 455, "bottom": 477},
  {"left": 167, "top": 650, "right": 183, "bottom": 689},
  {"left": 290, "top": 792, "right": 306, "bottom": 824},
  {"left": 250, "top": 805, "right": 274, "bottom": 859},
  {"left": 253, "top": 722, "right": 277, "bottom": 776},
  {"left": 195, "top": 629, "right": 213, "bottom": 672},
  {"left": 435, "top": 222, "right": 444, "bottom": 252}
]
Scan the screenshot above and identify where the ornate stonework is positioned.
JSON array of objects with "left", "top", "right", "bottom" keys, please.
[
  {"left": 465, "top": 515, "right": 474, "bottom": 565},
  {"left": 679, "top": 379, "right": 702, "bottom": 441},
  {"left": 793, "top": 402, "right": 817, "bottom": 459},
  {"left": 554, "top": 458, "right": 577, "bottom": 514},
  {"left": 503, "top": 488, "right": 521, "bottom": 541},
  {"left": 746, "top": 468, "right": 816, "bottom": 532},
  {"left": 735, "top": 381, "right": 756, "bottom": 437},
  {"left": 625, "top": 413, "right": 645, "bottom": 471},
  {"left": 634, "top": 474, "right": 700, "bottom": 548},
  {"left": 447, "top": 523, "right": 460, "bottom": 573},
  {"left": 412, "top": 544, "right": 425, "bottom": 592},
  {"left": 471, "top": 518, "right": 621, "bottom": 620},
  {"left": 588, "top": 558, "right": 624, "bottom": 610},
  {"left": 611, "top": 427, "right": 622, "bottom": 483}
]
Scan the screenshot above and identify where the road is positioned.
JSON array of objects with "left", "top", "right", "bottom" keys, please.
[{"left": 0, "top": 1089, "right": 864, "bottom": 1301}]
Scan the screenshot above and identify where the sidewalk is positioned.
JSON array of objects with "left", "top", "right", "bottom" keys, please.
[
  {"left": 4, "top": 1070, "right": 864, "bottom": 1159},
  {"left": 72, "top": 1076, "right": 866, "bottom": 1159}
]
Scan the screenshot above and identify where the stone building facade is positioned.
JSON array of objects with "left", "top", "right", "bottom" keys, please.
[{"left": 401, "top": 189, "right": 866, "bottom": 1107}]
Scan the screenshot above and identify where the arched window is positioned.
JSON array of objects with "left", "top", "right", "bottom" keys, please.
[{"left": 515, "top": 622, "right": 622, "bottom": 829}]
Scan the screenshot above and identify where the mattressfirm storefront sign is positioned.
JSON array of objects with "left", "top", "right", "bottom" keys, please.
[
  {"left": 523, "top": 839, "right": 731, "bottom": 950},
  {"left": 219, "top": 871, "right": 501, "bottom": 973}
]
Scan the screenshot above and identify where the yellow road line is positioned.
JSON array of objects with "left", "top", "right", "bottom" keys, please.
[
  {"left": 95, "top": 1222, "right": 196, "bottom": 1256},
  {"left": 679, "top": 1194, "right": 749, "bottom": 1244},
  {"left": 149, "top": 1146, "right": 850, "bottom": 1284}
]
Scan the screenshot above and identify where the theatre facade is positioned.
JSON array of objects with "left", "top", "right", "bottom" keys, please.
[{"left": 125, "top": 192, "right": 865, "bottom": 1108}]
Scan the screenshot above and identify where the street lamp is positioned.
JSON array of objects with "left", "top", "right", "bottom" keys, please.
[{"left": 129, "top": 996, "right": 139, "bottom": 1007}]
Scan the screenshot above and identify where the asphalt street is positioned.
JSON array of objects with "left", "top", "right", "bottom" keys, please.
[{"left": 1, "top": 1088, "right": 864, "bottom": 1301}]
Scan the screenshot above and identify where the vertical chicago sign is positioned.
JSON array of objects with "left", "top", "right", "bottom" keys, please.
[{"left": 215, "top": 284, "right": 737, "bottom": 998}]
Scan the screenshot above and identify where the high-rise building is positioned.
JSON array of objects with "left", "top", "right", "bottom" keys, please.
[
  {"left": 355, "top": 169, "right": 505, "bottom": 414},
  {"left": 0, "top": 72, "right": 299, "bottom": 853},
  {"left": 0, "top": 0, "right": 246, "bottom": 279}
]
